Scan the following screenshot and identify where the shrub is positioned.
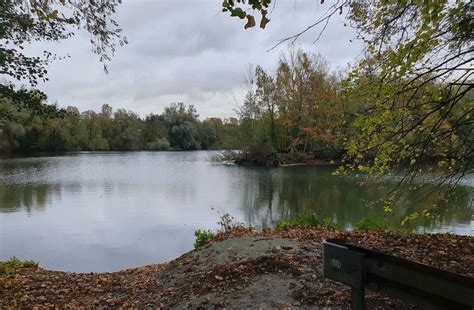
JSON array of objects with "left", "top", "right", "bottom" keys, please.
[
  {"left": 275, "top": 212, "right": 322, "bottom": 230},
  {"left": 212, "top": 150, "right": 242, "bottom": 164},
  {"left": 217, "top": 212, "right": 245, "bottom": 233},
  {"left": 194, "top": 229, "right": 215, "bottom": 248},
  {"left": 354, "top": 218, "right": 384, "bottom": 230},
  {"left": 322, "top": 217, "right": 341, "bottom": 229},
  {"left": 145, "top": 138, "right": 170, "bottom": 151},
  {"left": 236, "top": 144, "right": 279, "bottom": 166},
  {"left": 0, "top": 256, "right": 38, "bottom": 275}
]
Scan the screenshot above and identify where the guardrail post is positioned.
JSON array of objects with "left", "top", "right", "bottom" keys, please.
[
  {"left": 323, "top": 240, "right": 366, "bottom": 309},
  {"left": 351, "top": 287, "right": 365, "bottom": 310}
]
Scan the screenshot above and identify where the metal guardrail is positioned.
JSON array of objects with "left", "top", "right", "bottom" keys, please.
[{"left": 323, "top": 239, "right": 474, "bottom": 310}]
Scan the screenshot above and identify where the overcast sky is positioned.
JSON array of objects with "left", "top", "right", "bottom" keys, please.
[{"left": 27, "top": 0, "right": 362, "bottom": 119}]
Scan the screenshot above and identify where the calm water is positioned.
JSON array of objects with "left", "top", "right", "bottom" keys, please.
[{"left": 0, "top": 151, "right": 472, "bottom": 272}]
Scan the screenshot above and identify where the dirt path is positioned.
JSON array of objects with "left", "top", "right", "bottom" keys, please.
[{"left": 1, "top": 228, "right": 473, "bottom": 309}]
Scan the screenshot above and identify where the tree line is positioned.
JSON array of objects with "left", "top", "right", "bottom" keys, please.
[
  {"left": 3, "top": 48, "right": 469, "bottom": 169},
  {"left": 0, "top": 89, "right": 242, "bottom": 152}
]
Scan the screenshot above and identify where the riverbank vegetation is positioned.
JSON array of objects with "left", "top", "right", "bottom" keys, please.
[
  {"left": 3, "top": 48, "right": 470, "bottom": 168},
  {"left": 0, "top": 257, "right": 38, "bottom": 276},
  {"left": 0, "top": 91, "right": 242, "bottom": 152},
  {"left": 194, "top": 213, "right": 385, "bottom": 248}
]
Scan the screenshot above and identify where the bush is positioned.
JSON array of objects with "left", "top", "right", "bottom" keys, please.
[
  {"left": 212, "top": 150, "right": 241, "bottom": 164},
  {"left": 236, "top": 144, "right": 279, "bottom": 166},
  {"left": 278, "top": 152, "right": 311, "bottom": 165},
  {"left": 322, "top": 217, "right": 341, "bottom": 229},
  {"left": 0, "top": 256, "right": 38, "bottom": 275},
  {"left": 193, "top": 229, "right": 215, "bottom": 248},
  {"left": 275, "top": 212, "right": 322, "bottom": 230},
  {"left": 145, "top": 138, "right": 170, "bottom": 151},
  {"left": 217, "top": 212, "right": 245, "bottom": 233},
  {"left": 354, "top": 218, "right": 384, "bottom": 230}
]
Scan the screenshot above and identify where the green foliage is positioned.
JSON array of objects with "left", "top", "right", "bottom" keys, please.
[
  {"left": 0, "top": 257, "right": 38, "bottom": 275},
  {"left": 354, "top": 218, "right": 384, "bottom": 231},
  {"left": 332, "top": 0, "right": 473, "bottom": 214},
  {"left": 194, "top": 213, "right": 250, "bottom": 248},
  {"left": 0, "top": 96, "right": 242, "bottom": 153},
  {"left": 170, "top": 121, "right": 200, "bottom": 150},
  {"left": 193, "top": 229, "right": 215, "bottom": 248},
  {"left": 145, "top": 138, "right": 170, "bottom": 151},
  {"left": 322, "top": 218, "right": 341, "bottom": 229},
  {"left": 275, "top": 212, "right": 322, "bottom": 230}
]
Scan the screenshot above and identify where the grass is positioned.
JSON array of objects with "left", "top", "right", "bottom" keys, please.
[
  {"left": 322, "top": 217, "right": 342, "bottom": 229},
  {"left": 0, "top": 256, "right": 38, "bottom": 275},
  {"left": 354, "top": 218, "right": 385, "bottom": 230},
  {"left": 193, "top": 229, "right": 215, "bottom": 248},
  {"left": 275, "top": 212, "right": 322, "bottom": 230},
  {"left": 193, "top": 212, "right": 385, "bottom": 248}
]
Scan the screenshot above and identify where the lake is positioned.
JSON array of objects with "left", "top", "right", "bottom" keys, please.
[{"left": 0, "top": 151, "right": 472, "bottom": 272}]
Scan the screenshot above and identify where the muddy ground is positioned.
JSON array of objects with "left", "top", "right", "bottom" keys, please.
[{"left": 1, "top": 227, "right": 473, "bottom": 309}]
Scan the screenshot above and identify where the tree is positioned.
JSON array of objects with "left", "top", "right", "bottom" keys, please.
[
  {"left": 198, "top": 120, "right": 217, "bottom": 150},
  {"left": 163, "top": 103, "right": 202, "bottom": 150},
  {"left": 0, "top": 86, "right": 63, "bottom": 152},
  {"left": 170, "top": 121, "right": 200, "bottom": 150},
  {"left": 255, "top": 66, "right": 277, "bottom": 148},
  {"left": 110, "top": 109, "right": 144, "bottom": 150},
  {"left": 144, "top": 113, "right": 168, "bottom": 143}
]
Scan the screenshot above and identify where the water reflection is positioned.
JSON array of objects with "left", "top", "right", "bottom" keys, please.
[
  {"left": 0, "top": 184, "right": 57, "bottom": 214},
  {"left": 0, "top": 152, "right": 472, "bottom": 272},
  {"left": 238, "top": 166, "right": 472, "bottom": 233}
]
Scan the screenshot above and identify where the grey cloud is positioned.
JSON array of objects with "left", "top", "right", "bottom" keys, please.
[{"left": 25, "top": 0, "right": 362, "bottom": 119}]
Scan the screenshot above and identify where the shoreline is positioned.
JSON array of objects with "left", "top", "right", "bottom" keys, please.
[
  {"left": 1, "top": 227, "right": 472, "bottom": 308},
  {"left": 278, "top": 160, "right": 340, "bottom": 167}
]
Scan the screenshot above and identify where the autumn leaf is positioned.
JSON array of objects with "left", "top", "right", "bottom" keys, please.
[
  {"left": 244, "top": 15, "right": 256, "bottom": 29},
  {"left": 260, "top": 15, "right": 270, "bottom": 29}
]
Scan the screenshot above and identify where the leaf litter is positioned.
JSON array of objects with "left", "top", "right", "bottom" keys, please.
[{"left": 1, "top": 227, "right": 472, "bottom": 309}]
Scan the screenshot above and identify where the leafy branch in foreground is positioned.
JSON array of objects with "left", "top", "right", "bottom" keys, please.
[
  {"left": 1, "top": 0, "right": 127, "bottom": 86},
  {"left": 337, "top": 0, "right": 473, "bottom": 221}
]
